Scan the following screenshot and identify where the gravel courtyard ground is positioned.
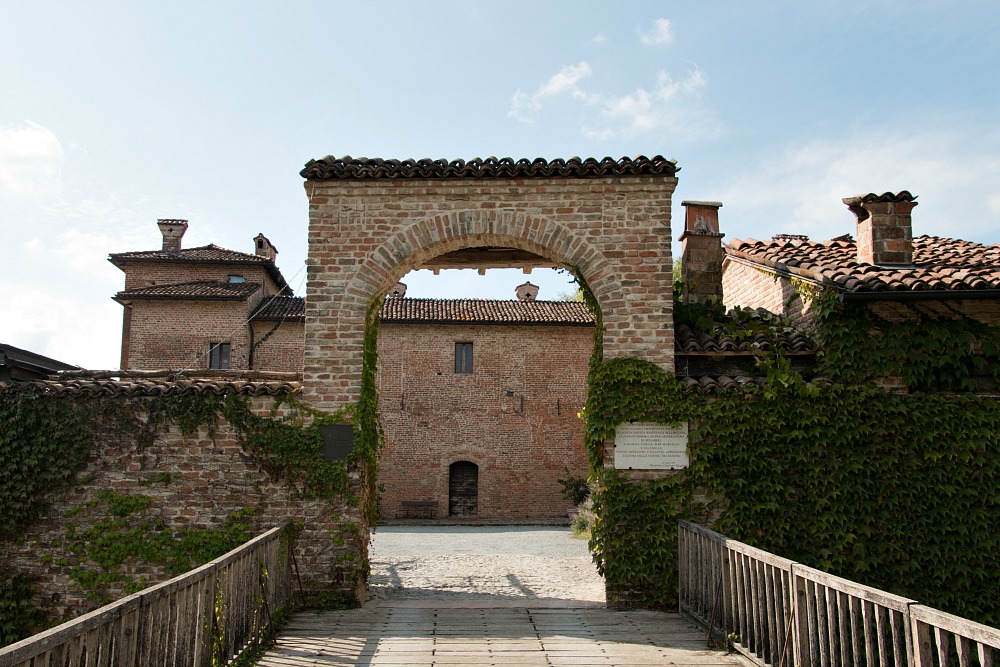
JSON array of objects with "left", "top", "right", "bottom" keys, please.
[{"left": 367, "top": 525, "right": 606, "bottom": 607}]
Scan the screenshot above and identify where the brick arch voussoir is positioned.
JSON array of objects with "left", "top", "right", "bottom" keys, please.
[{"left": 343, "top": 210, "right": 625, "bottom": 321}]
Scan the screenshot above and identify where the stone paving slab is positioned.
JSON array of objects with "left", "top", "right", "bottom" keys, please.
[
  {"left": 257, "top": 528, "right": 750, "bottom": 666},
  {"left": 257, "top": 605, "right": 749, "bottom": 667}
]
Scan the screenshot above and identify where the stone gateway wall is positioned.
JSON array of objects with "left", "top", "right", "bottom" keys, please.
[{"left": 302, "top": 157, "right": 679, "bottom": 413}]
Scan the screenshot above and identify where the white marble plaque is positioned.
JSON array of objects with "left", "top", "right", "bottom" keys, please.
[{"left": 613, "top": 422, "right": 689, "bottom": 470}]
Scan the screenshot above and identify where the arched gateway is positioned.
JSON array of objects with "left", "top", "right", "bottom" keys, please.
[
  {"left": 301, "top": 155, "right": 679, "bottom": 410},
  {"left": 299, "top": 155, "right": 678, "bottom": 597}
]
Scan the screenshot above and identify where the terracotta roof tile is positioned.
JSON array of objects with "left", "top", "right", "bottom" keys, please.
[
  {"left": 379, "top": 298, "right": 595, "bottom": 325},
  {"left": 1, "top": 375, "right": 768, "bottom": 397},
  {"left": 675, "top": 323, "right": 818, "bottom": 354},
  {"left": 246, "top": 296, "right": 817, "bottom": 353},
  {"left": 680, "top": 375, "right": 763, "bottom": 394},
  {"left": 252, "top": 296, "right": 305, "bottom": 321},
  {"left": 301, "top": 155, "right": 678, "bottom": 180},
  {"left": 110, "top": 244, "right": 268, "bottom": 264},
  {"left": 108, "top": 244, "right": 289, "bottom": 291},
  {"left": 726, "top": 235, "right": 1000, "bottom": 293},
  {"left": 116, "top": 281, "right": 261, "bottom": 301},
  {"left": 1, "top": 378, "right": 301, "bottom": 398}
]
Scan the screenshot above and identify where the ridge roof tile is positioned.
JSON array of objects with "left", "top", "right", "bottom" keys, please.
[{"left": 300, "top": 155, "right": 678, "bottom": 180}]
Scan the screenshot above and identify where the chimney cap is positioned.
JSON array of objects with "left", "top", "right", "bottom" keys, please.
[
  {"left": 387, "top": 282, "right": 407, "bottom": 298},
  {"left": 157, "top": 219, "right": 188, "bottom": 252},
  {"left": 681, "top": 200, "right": 723, "bottom": 208},
  {"left": 842, "top": 191, "right": 917, "bottom": 206},
  {"left": 516, "top": 281, "right": 538, "bottom": 302}
]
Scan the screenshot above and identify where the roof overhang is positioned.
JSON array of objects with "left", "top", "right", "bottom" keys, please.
[{"left": 839, "top": 289, "right": 1000, "bottom": 302}]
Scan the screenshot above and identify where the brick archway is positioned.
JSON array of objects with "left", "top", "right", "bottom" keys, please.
[{"left": 302, "top": 155, "right": 679, "bottom": 411}]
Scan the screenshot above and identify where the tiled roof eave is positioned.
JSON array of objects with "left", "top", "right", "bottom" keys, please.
[
  {"left": 252, "top": 315, "right": 306, "bottom": 322},
  {"left": 839, "top": 288, "right": 1000, "bottom": 302},
  {"left": 114, "top": 293, "right": 253, "bottom": 302},
  {"left": 723, "top": 252, "right": 839, "bottom": 289},
  {"left": 108, "top": 250, "right": 289, "bottom": 292},
  {"left": 676, "top": 350, "right": 818, "bottom": 357},
  {"left": 301, "top": 155, "right": 679, "bottom": 181},
  {"left": 379, "top": 318, "right": 595, "bottom": 327},
  {"left": 109, "top": 255, "right": 271, "bottom": 266},
  {"left": 0, "top": 377, "right": 302, "bottom": 398}
]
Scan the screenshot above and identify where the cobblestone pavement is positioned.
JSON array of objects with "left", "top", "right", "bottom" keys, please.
[{"left": 367, "top": 526, "right": 605, "bottom": 607}]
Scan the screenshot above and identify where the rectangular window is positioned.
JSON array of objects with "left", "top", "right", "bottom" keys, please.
[
  {"left": 209, "top": 342, "right": 231, "bottom": 370},
  {"left": 455, "top": 342, "right": 473, "bottom": 374}
]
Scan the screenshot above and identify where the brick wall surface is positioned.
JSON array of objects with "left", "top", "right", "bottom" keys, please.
[
  {"left": 376, "top": 322, "right": 593, "bottom": 520},
  {"left": 118, "top": 262, "right": 280, "bottom": 294},
  {"left": 303, "top": 176, "right": 678, "bottom": 413},
  {"left": 251, "top": 321, "right": 306, "bottom": 372},
  {"left": 115, "top": 261, "right": 283, "bottom": 370},
  {"left": 123, "top": 299, "right": 255, "bottom": 371},
  {"left": 722, "top": 259, "right": 815, "bottom": 328},
  {"left": 2, "top": 393, "right": 367, "bottom": 622}
]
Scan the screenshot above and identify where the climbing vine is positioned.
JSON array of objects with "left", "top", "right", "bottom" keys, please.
[
  {"left": 814, "top": 295, "right": 1000, "bottom": 392},
  {"left": 60, "top": 495, "right": 258, "bottom": 602},
  {"left": 0, "top": 385, "right": 363, "bottom": 541},
  {"left": 0, "top": 382, "right": 366, "bottom": 643},
  {"left": 577, "top": 273, "right": 1000, "bottom": 623},
  {"left": 356, "top": 296, "right": 386, "bottom": 528}
]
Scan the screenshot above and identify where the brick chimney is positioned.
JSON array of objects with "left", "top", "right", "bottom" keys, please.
[
  {"left": 842, "top": 191, "right": 917, "bottom": 266},
  {"left": 157, "top": 219, "right": 188, "bottom": 253},
  {"left": 253, "top": 233, "right": 278, "bottom": 262},
  {"left": 679, "top": 201, "right": 724, "bottom": 304},
  {"left": 516, "top": 281, "right": 538, "bottom": 302}
]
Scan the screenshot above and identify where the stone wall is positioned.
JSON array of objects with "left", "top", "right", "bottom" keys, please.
[
  {"left": 2, "top": 388, "right": 368, "bottom": 624},
  {"left": 377, "top": 322, "right": 593, "bottom": 520}
]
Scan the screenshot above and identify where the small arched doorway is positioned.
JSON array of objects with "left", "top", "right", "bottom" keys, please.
[{"left": 449, "top": 461, "right": 478, "bottom": 517}]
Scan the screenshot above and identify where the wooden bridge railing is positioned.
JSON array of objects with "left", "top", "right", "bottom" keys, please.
[
  {"left": 1, "top": 521, "right": 295, "bottom": 667},
  {"left": 679, "top": 521, "right": 1000, "bottom": 667}
]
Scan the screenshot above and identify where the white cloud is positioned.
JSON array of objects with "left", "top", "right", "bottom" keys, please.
[
  {"left": 0, "top": 282, "right": 123, "bottom": 370},
  {"left": 510, "top": 63, "right": 718, "bottom": 141},
  {"left": 638, "top": 18, "right": 673, "bottom": 46},
  {"left": 580, "top": 67, "right": 714, "bottom": 140},
  {"left": 589, "top": 33, "right": 607, "bottom": 45},
  {"left": 714, "top": 125, "right": 1000, "bottom": 245},
  {"left": 509, "top": 62, "right": 593, "bottom": 122},
  {"left": 0, "top": 121, "right": 64, "bottom": 197}
]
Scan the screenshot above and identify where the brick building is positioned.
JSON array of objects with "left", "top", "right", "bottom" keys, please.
[
  {"left": 719, "top": 191, "right": 1000, "bottom": 390},
  {"left": 108, "top": 197, "right": 817, "bottom": 523},
  {"left": 109, "top": 218, "right": 600, "bottom": 521},
  {"left": 110, "top": 219, "right": 291, "bottom": 373},
  {"left": 721, "top": 191, "right": 1000, "bottom": 327}
]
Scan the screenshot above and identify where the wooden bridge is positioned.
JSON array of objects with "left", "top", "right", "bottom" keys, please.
[{"left": 3, "top": 522, "right": 998, "bottom": 667}]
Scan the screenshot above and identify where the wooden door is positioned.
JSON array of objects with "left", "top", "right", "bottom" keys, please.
[{"left": 448, "top": 461, "right": 478, "bottom": 516}]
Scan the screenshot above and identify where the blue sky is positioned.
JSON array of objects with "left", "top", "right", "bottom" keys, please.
[{"left": 2, "top": 1, "right": 998, "bottom": 369}]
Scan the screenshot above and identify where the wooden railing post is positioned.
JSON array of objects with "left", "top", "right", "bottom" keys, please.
[{"left": 0, "top": 523, "right": 294, "bottom": 667}]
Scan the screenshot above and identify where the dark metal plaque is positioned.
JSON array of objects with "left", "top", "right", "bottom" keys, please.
[{"left": 318, "top": 424, "right": 354, "bottom": 461}]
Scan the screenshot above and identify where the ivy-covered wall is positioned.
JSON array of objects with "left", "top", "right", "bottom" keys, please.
[
  {"left": 0, "top": 384, "right": 373, "bottom": 646},
  {"left": 585, "top": 291, "right": 1000, "bottom": 627}
]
